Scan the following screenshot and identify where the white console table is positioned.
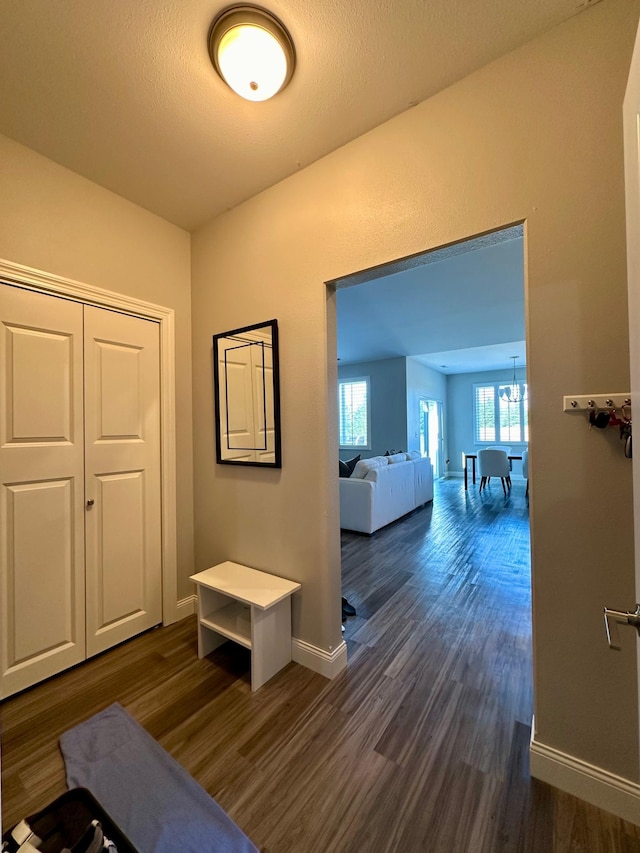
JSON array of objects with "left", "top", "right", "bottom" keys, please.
[{"left": 190, "top": 562, "right": 301, "bottom": 691}]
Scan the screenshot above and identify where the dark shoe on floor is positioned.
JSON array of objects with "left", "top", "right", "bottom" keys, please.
[{"left": 341, "top": 597, "right": 356, "bottom": 617}]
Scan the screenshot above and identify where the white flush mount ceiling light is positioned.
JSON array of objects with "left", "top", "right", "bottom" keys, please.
[{"left": 209, "top": 5, "right": 295, "bottom": 102}]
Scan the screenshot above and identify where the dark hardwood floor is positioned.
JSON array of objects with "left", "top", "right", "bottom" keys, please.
[{"left": 2, "top": 478, "right": 640, "bottom": 851}]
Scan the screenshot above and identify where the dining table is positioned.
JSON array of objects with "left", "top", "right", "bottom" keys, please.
[{"left": 462, "top": 452, "right": 523, "bottom": 489}]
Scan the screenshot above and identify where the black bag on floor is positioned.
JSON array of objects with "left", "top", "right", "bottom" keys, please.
[{"left": 2, "top": 788, "right": 138, "bottom": 853}]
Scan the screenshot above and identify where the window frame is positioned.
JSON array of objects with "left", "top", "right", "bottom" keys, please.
[
  {"left": 338, "top": 376, "right": 371, "bottom": 450},
  {"left": 473, "top": 381, "right": 529, "bottom": 445}
]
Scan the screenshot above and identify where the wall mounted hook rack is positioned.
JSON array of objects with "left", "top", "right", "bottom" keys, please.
[{"left": 563, "top": 393, "right": 631, "bottom": 413}]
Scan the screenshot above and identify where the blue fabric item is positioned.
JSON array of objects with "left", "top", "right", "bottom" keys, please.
[{"left": 60, "top": 703, "right": 258, "bottom": 853}]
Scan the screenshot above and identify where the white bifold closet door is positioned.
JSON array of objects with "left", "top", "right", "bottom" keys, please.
[
  {"left": 83, "top": 305, "right": 161, "bottom": 657},
  {"left": 0, "top": 285, "right": 162, "bottom": 698}
]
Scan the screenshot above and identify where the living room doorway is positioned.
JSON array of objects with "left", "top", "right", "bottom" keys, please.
[{"left": 333, "top": 222, "right": 531, "bottom": 761}]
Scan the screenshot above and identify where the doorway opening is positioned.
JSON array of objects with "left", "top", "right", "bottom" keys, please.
[
  {"left": 419, "top": 397, "right": 443, "bottom": 477},
  {"left": 333, "top": 223, "right": 532, "bottom": 797}
]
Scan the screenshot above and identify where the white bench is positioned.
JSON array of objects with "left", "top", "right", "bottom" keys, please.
[{"left": 190, "top": 562, "right": 301, "bottom": 691}]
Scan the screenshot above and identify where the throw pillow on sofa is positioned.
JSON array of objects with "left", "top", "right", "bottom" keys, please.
[
  {"left": 346, "top": 454, "right": 360, "bottom": 474},
  {"left": 339, "top": 454, "right": 361, "bottom": 478}
]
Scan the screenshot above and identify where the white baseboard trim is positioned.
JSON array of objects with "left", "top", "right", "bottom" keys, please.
[
  {"left": 291, "top": 637, "right": 348, "bottom": 679},
  {"left": 176, "top": 594, "right": 197, "bottom": 619},
  {"left": 530, "top": 737, "right": 640, "bottom": 826},
  {"left": 173, "top": 600, "right": 348, "bottom": 679}
]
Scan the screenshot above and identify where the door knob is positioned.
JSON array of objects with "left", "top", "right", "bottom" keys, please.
[
  {"left": 603, "top": 605, "right": 640, "bottom": 649},
  {"left": 86, "top": 499, "right": 94, "bottom": 507}
]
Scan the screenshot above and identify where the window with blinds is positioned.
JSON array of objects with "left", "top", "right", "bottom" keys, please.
[
  {"left": 339, "top": 378, "right": 370, "bottom": 448},
  {"left": 474, "top": 383, "right": 529, "bottom": 444}
]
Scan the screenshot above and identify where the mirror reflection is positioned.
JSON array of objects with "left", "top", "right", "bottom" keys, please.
[{"left": 212, "top": 319, "right": 281, "bottom": 467}]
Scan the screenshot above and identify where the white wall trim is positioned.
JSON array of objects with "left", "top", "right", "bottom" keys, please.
[
  {"left": 624, "top": 2, "right": 640, "bottom": 813},
  {"left": 176, "top": 595, "right": 197, "bottom": 619},
  {"left": 292, "top": 637, "right": 348, "bottom": 679},
  {"left": 0, "top": 257, "right": 179, "bottom": 625},
  {"left": 530, "top": 736, "right": 640, "bottom": 826}
]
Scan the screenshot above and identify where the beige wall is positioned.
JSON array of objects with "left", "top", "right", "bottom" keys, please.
[
  {"left": 0, "top": 133, "right": 195, "bottom": 600},
  {"left": 192, "top": 0, "right": 640, "bottom": 781}
]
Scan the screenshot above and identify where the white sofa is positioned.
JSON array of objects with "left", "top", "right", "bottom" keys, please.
[{"left": 339, "top": 452, "right": 434, "bottom": 534}]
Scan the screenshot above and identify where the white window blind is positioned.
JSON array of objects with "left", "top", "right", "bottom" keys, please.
[
  {"left": 475, "top": 385, "right": 496, "bottom": 441},
  {"left": 339, "top": 378, "right": 370, "bottom": 447},
  {"left": 474, "top": 383, "right": 529, "bottom": 444}
]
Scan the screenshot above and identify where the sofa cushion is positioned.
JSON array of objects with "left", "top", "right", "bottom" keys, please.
[
  {"left": 387, "top": 452, "right": 406, "bottom": 464},
  {"left": 405, "top": 450, "right": 421, "bottom": 460},
  {"left": 351, "top": 456, "right": 388, "bottom": 479}
]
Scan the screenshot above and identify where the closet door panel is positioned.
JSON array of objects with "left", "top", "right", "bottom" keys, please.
[
  {"left": 95, "top": 471, "right": 145, "bottom": 624},
  {"left": 9, "top": 327, "right": 75, "bottom": 441},
  {"left": 0, "top": 285, "right": 85, "bottom": 698},
  {"left": 6, "top": 479, "right": 76, "bottom": 660},
  {"left": 84, "top": 307, "right": 162, "bottom": 656}
]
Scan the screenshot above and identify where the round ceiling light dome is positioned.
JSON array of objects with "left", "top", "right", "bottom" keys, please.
[{"left": 209, "top": 6, "right": 295, "bottom": 102}]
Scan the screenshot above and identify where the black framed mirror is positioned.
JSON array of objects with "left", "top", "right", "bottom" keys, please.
[{"left": 212, "top": 319, "right": 281, "bottom": 468}]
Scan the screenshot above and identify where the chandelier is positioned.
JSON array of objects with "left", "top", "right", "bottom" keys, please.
[{"left": 500, "top": 356, "right": 522, "bottom": 404}]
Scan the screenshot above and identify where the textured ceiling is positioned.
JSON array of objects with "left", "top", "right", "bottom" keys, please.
[
  {"left": 0, "top": 0, "right": 600, "bottom": 230},
  {"left": 337, "top": 230, "right": 525, "bottom": 373}
]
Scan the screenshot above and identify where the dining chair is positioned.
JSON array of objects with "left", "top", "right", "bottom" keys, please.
[
  {"left": 487, "top": 445, "right": 511, "bottom": 456},
  {"left": 478, "top": 449, "right": 511, "bottom": 495},
  {"left": 521, "top": 449, "right": 529, "bottom": 497},
  {"left": 487, "top": 445, "right": 512, "bottom": 478}
]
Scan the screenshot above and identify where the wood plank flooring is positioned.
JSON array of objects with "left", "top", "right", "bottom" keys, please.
[{"left": 2, "top": 478, "right": 640, "bottom": 851}]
